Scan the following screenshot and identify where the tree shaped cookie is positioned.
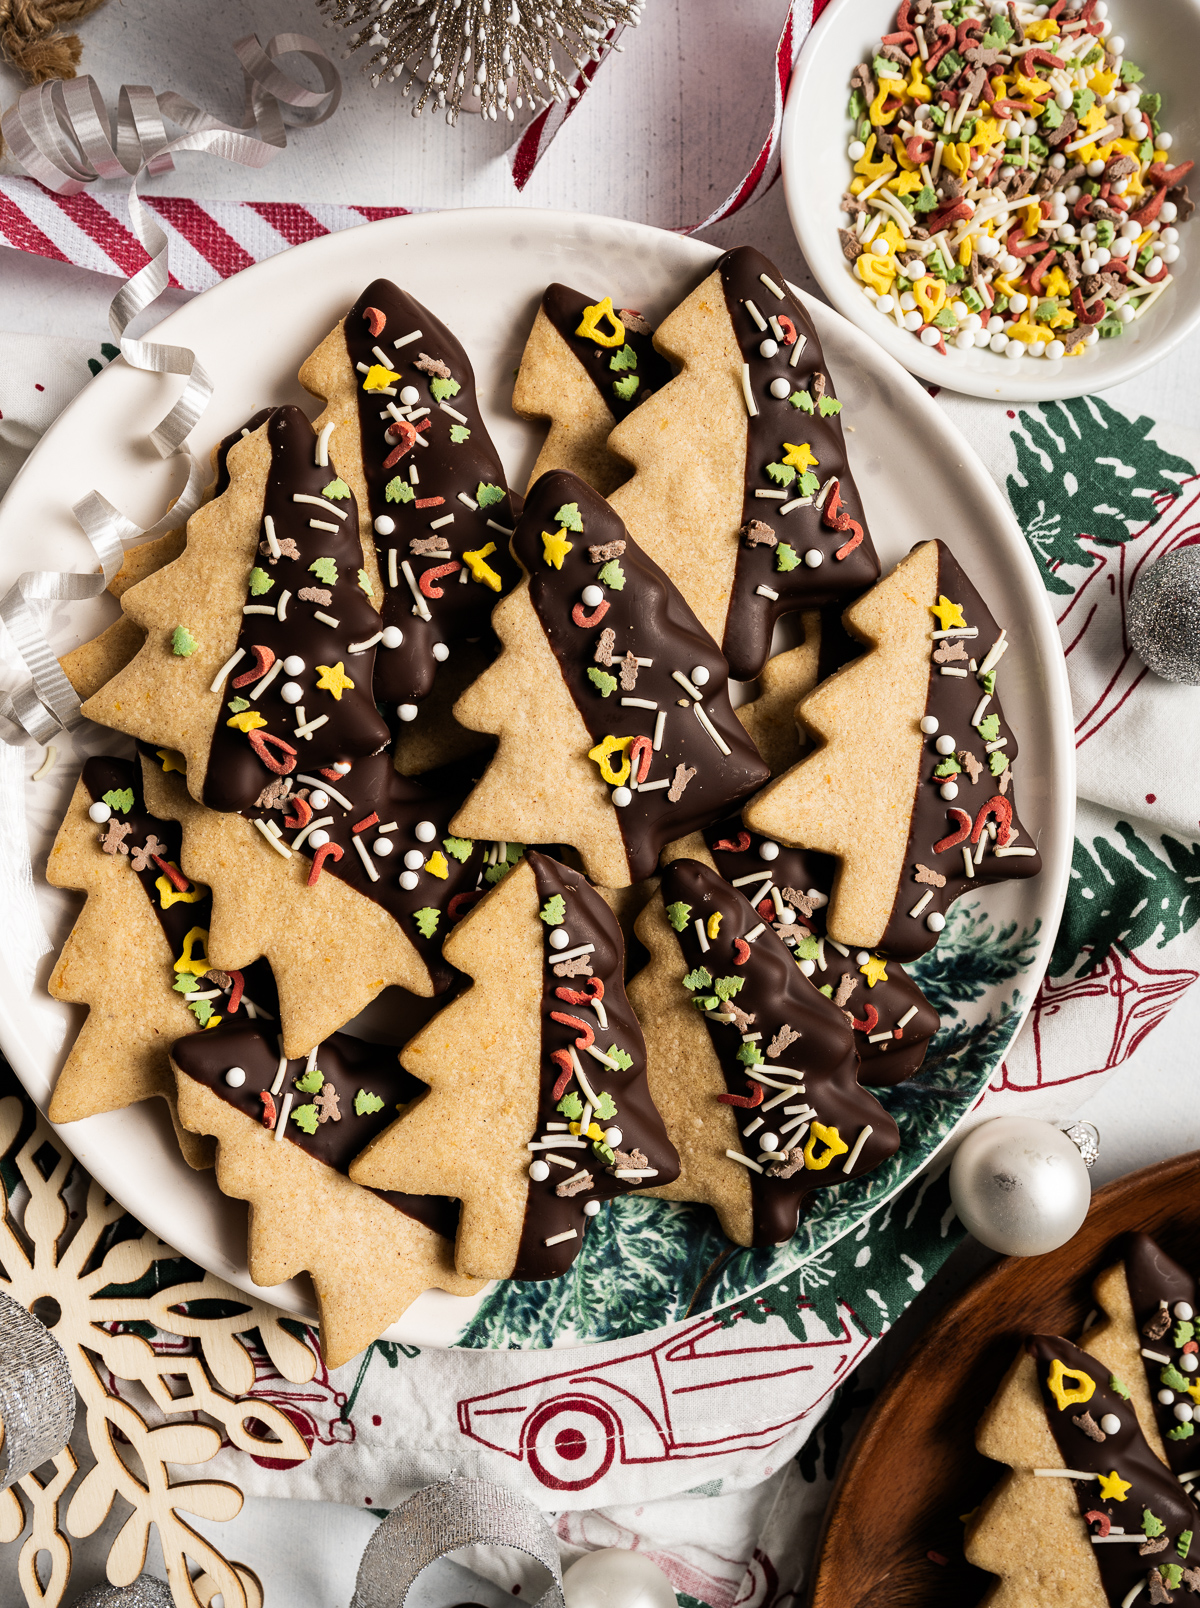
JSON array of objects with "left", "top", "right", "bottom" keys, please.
[
  {"left": 299, "top": 277, "right": 521, "bottom": 722},
  {"left": 627, "top": 858, "right": 899, "bottom": 1248},
  {"left": 449, "top": 469, "right": 768, "bottom": 887},
  {"left": 83, "top": 406, "right": 391, "bottom": 814},
  {"left": 966, "top": 1334, "right": 1200, "bottom": 1607},
  {"left": 606, "top": 245, "right": 881, "bottom": 680},
  {"left": 350, "top": 851, "right": 679, "bottom": 1281},
  {"left": 144, "top": 746, "right": 521, "bottom": 1053},
  {"left": 46, "top": 754, "right": 279, "bottom": 1169},
  {"left": 733, "top": 613, "right": 822, "bottom": 777},
  {"left": 512, "top": 286, "right": 673, "bottom": 497},
  {"left": 172, "top": 1016, "right": 481, "bottom": 1367},
  {"left": 745, "top": 539, "right": 1042, "bottom": 961}
]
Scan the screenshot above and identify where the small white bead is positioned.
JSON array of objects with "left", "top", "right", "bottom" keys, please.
[
  {"left": 373, "top": 837, "right": 393, "bottom": 857},
  {"left": 1110, "top": 237, "right": 1131, "bottom": 258},
  {"left": 381, "top": 626, "right": 403, "bottom": 649},
  {"left": 920, "top": 715, "right": 939, "bottom": 734},
  {"left": 308, "top": 829, "right": 331, "bottom": 850},
  {"left": 1008, "top": 293, "right": 1028, "bottom": 314},
  {"left": 1162, "top": 244, "right": 1180, "bottom": 264},
  {"left": 612, "top": 785, "right": 633, "bottom": 807},
  {"left": 583, "top": 1199, "right": 601, "bottom": 1217},
  {"left": 1049, "top": 152, "right": 1066, "bottom": 171},
  {"left": 920, "top": 327, "right": 941, "bottom": 347},
  {"left": 759, "top": 338, "right": 779, "bottom": 358},
  {"left": 431, "top": 642, "right": 449, "bottom": 662},
  {"left": 777, "top": 907, "right": 796, "bottom": 925},
  {"left": 798, "top": 959, "right": 816, "bottom": 977},
  {"left": 399, "top": 870, "right": 420, "bottom": 891},
  {"left": 954, "top": 330, "right": 975, "bottom": 352},
  {"left": 1056, "top": 87, "right": 1073, "bottom": 110},
  {"left": 940, "top": 781, "right": 960, "bottom": 800},
  {"left": 770, "top": 377, "right": 791, "bottom": 399},
  {"left": 225, "top": 1066, "right": 246, "bottom": 1088},
  {"left": 848, "top": 139, "right": 866, "bottom": 160},
  {"left": 1159, "top": 134, "right": 1175, "bottom": 153},
  {"left": 1145, "top": 256, "right": 1166, "bottom": 279},
  {"left": 581, "top": 584, "right": 605, "bottom": 607},
  {"left": 309, "top": 789, "right": 330, "bottom": 810},
  {"left": 1122, "top": 219, "right": 1142, "bottom": 238},
  {"left": 759, "top": 1133, "right": 780, "bottom": 1153},
  {"left": 1084, "top": 327, "right": 1100, "bottom": 344},
  {"left": 964, "top": 314, "right": 982, "bottom": 332},
  {"left": 1177, "top": 1403, "right": 1195, "bottom": 1423},
  {"left": 1118, "top": 304, "right": 1137, "bottom": 323},
  {"left": 549, "top": 928, "right": 571, "bottom": 950},
  {"left": 935, "top": 735, "right": 956, "bottom": 755},
  {"left": 804, "top": 548, "right": 823, "bottom": 568},
  {"left": 974, "top": 329, "right": 992, "bottom": 348},
  {"left": 1160, "top": 1389, "right": 1177, "bottom": 1405},
  {"left": 856, "top": 950, "right": 870, "bottom": 965},
  {"left": 1022, "top": 117, "right": 1038, "bottom": 137},
  {"left": 691, "top": 666, "right": 710, "bottom": 687},
  {"left": 951, "top": 300, "right": 969, "bottom": 320},
  {"left": 1183, "top": 1355, "right": 1199, "bottom": 1374},
  {"left": 903, "top": 310, "right": 923, "bottom": 332},
  {"left": 926, "top": 911, "right": 946, "bottom": 932},
  {"left": 283, "top": 654, "right": 306, "bottom": 675},
  {"left": 1046, "top": 339, "right": 1067, "bottom": 361},
  {"left": 870, "top": 238, "right": 890, "bottom": 257},
  {"left": 374, "top": 515, "right": 395, "bottom": 536},
  {"left": 1028, "top": 341, "right": 1046, "bottom": 358},
  {"left": 529, "top": 1159, "right": 550, "bottom": 1182},
  {"left": 604, "top": 1127, "right": 622, "bottom": 1148},
  {"left": 1109, "top": 35, "right": 1125, "bottom": 54},
  {"left": 399, "top": 385, "right": 420, "bottom": 405},
  {"left": 1095, "top": 247, "right": 1111, "bottom": 267},
  {"left": 280, "top": 681, "right": 303, "bottom": 704},
  {"left": 397, "top": 702, "right": 419, "bottom": 722},
  {"left": 1080, "top": 256, "right": 1099, "bottom": 275},
  {"left": 1161, "top": 227, "right": 1179, "bottom": 244},
  {"left": 759, "top": 841, "right": 780, "bottom": 861},
  {"left": 989, "top": 333, "right": 1009, "bottom": 353},
  {"left": 1176, "top": 1302, "right": 1194, "bottom": 1320},
  {"left": 88, "top": 801, "right": 112, "bottom": 823},
  {"left": 1086, "top": 158, "right": 1106, "bottom": 178},
  {"left": 875, "top": 294, "right": 895, "bottom": 314},
  {"left": 1004, "top": 339, "right": 1025, "bottom": 361},
  {"left": 414, "top": 820, "right": 436, "bottom": 842},
  {"left": 899, "top": 292, "right": 917, "bottom": 311},
  {"left": 1100, "top": 1414, "right": 1121, "bottom": 1435}
]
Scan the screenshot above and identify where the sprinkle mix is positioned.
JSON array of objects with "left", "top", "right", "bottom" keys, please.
[{"left": 842, "top": 0, "right": 1192, "bottom": 360}]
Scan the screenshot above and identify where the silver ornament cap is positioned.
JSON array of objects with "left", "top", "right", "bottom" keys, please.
[
  {"left": 1127, "top": 547, "right": 1200, "bottom": 685},
  {"left": 563, "top": 1549, "right": 677, "bottom": 1608},
  {"left": 949, "top": 1116, "right": 1093, "bottom": 1256}
]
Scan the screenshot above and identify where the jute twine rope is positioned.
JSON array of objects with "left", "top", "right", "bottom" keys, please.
[{"left": 1, "top": 0, "right": 107, "bottom": 86}]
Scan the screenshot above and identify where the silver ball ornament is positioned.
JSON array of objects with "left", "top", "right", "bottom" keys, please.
[
  {"left": 1127, "top": 547, "right": 1200, "bottom": 684},
  {"left": 563, "top": 1548, "right": 677, "bottom": 1608},
  {"left": 948, "top": 1116, "right": 1093, "bottom": 1256},
  {"left": 72, "top": 1578, "right": 175, "bottom": 1608}
]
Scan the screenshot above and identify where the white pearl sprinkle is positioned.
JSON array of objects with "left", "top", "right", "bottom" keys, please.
[
  {"left": 283, "top": 654, "right": 306, "bottom": 676},
  {"left": 1100, "top": 1414, "right": 1121, "bottom": 1435},
  {"left": 759, "top": 841, "right": 780, "bottom": 861},
  {"left": 770, "top": 377, "right": 791, "bottom": 399},
  {"left": 88, "top": 801, "right": 112, "bottom": 823},
  {"left": 940, "top": 782, "right": 959, "bottom": 801},
  {"left": 415, "top": 820, "right": 437, "bottom": 842},
  {"left": 309, "top": 829, "right": 331, "bottom": 850},
  {"left": 225, "top": 1066, "right": 246, "bottom": 1088},
  {"left": 381, "top": 626, "right": 403, "bottom": 649},
  {"left": 612, "top": 785, "right": 633, "bottom": 807},
  {"left": 373, "top": 838, "right": 393, "bottom": 857},
  {"left": 604, "top": 1127, "right": 622, "bottom": 1148},
  {"left": 1176, "top": 1302, "right": 1194, "bottom": 1320},
  {"left": 309, "top": 789, "right": 330, "bottom": 810},
  {"left": 856, "top": 951, "right": 870, "bottom": 965},
  {"left": 583, "top": 1199, "right": 601, "bottom": 1217},
  {"left": 374, "top": 515, "right": 396, "bottom": 536},
  {"left": 759, "top": 1133, "right": 780, "bottom": 1153},
  {"left": 935, "top": 735, "right": 956, "bottom": 755},
  {"left": 529, "top": 1159, "right": 550, "bottom": 1182},
  {"left": 399, "top": 385, "right": 420, "bottom": 405},
  {"left": 403, "top": 849, "right": 424, "bottom": 870},
  {"left": 804, "top": 549, "right": 823, "bottom": 568},
  {"left": 1160, "top": 1389, "right": 1177, "bottom": 1405},
  {"left": 397, "top": 703, "right": 419, "bottom": 722},
  {"left": 1183, "top": 1355, "right": 1199, "bottom": 1374},
  {"left": 581, "top": 584, "right": 605, "bottom": 607},
  {"left": 799, "top": 959, "right": 816, "bottom": 977},
  {"left": 759, "top": 338, "right": 779, "bottom": 358},
  {"left": 1177, "top": 1403, "right": 1195, "bottom": 1423},
  {"left": 549, "top": 928, "right": 571, "bottom": 950},
  {"left": 399, "top": 870, "right": 420, "bottom": 891},
  {"left": 926, "top": 911, "right": 946, "bottom": 933},
  {"left": 921, "top": 715, "right": 939, "bottom": 734},
  {"left": 432, "top": 642, "right": 449, "bottom": 662},
  {"left": 281, "top": 682, "right": 303, "bottom": 704},
  {"left": 691, "top": 666, "right": 710, "bottom": 687}
]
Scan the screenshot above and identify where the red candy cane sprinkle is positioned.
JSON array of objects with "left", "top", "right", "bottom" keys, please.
[
  {"left": 247, "top": 729, "right": 298, "bottom": 776},
  {"left": 307, "top": 841, "right": 344, "bottom": 886},
  {"left": 571, "top": 599, "right": 610, "bottom": 629},
  {"left": 225, "top": 969, "right": 245, "bottom": 1015},
  {"left": 232, "top": 644, "right": 276, "bottom": 688},
  {"left": 972, "top": 795, "right": 1013, "bottom": 847},
  {"left": 733, "top": 937, "right": 751, "bottom": 966},
  {"left": 933, "top": 808, "right": 973, "bottom": 854},
  {"left": 419, "top": 562, "right": 461, "bottom": 598},
  {"left": 352, "top": 813, "right": 380, "bottom": 834},
  {"left": 848, "top": 1003, "right": 880, "bottom": 1035},
  {"left": 713, "top": 832, "right": 752, "bottom": 853},
  {"left": 718, "top": 1083, "right": 765, "bottom": 1109},
  {"left": 363, "top": 306, "right": 386, "bottom": 337},
  {"left": 283, "top": 796, "right": 313, "bottom": 831},
  {"left": 259, "top": 1091, "right": 277, "bottom": 1129},
  {"left": 628, "top": 735, "right": 653, "bottom": 785},
  {"left": 414, "top": 497, "right": 445, "bottom": 509},
  {"left": 550, "top": 1050, "right": 574, "bottom": 1102},
  {"left": 550, "top": 1011, "right": 595, "bottom": 1050}
]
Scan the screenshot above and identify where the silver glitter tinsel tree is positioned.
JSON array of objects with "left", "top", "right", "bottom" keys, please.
[{"left": 317, "top": 0, "right": 645, "bottom": 125}]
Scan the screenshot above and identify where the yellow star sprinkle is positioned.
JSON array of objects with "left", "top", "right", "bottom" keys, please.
[
  {"left": 424, "top": 850, "right": 449, "bottom": 880},
  {"left": 226, "top": 710, "right": 267, "bottom": 733},
  {"left": 1096, "top": 1470, "right": 1131, "bottom": 1503},
  {"left": 362, "top": 363, "right": 401, "bottom": 392},
  {"left": 157, "top": 748, "right": 186, "bottom": 775},
  {"left": 707, "top": 912, "right": 722, "bottom": 940},
  {"left": 588, "top": 734, "right": 632, "bottom": 787},
  {"left": 542, "top": 529, "right": 575, "bottom": 570},
  {"left": 315, "top": 662, "right": 355, "bottom": 701},
  {"left": 860, "top": 954, "right": 890, "bottom": 988},
  {"left": 463, "top": 542, "right": 502, "bottom": 592},
  {"left": 1187, "top": 1380, "right": 1200, "bottom": 1405},
  {"left": 929, "top": 595, "right": 967, "bottom": 631},
  {"left": 782, "top": 442, "right": 818, "bottom": 472}
]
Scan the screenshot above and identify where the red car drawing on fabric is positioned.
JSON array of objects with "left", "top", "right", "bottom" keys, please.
[{"left": 458, "top": 1303, "right": 871, "bottom": 1491}]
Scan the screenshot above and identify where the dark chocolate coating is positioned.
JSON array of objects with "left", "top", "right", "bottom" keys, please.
[
  {"left": 1124, "top": 1234, "right": 1200, "bottom": 1479},
  {"left": 342, "top": 278, "right": 520, "bottom": 708},
  {"left": 660, "top": 859, "right": 899, "bottom": 1246},
  {"left": 172, "top": 1017, "right": 459, "bottom": 1239},
  {"left": 213, "top": 409, "right": 275, "bottom": 497},
  {"left": 512, "top": 852, "right": 680, "bottom": 1280},
  {"left": 540, "top": 283, "right": 673, "bottom": 424},
  {"left": 517, "top": 469, "right": 769, "bottom": 882},
  {"left": 716, "top": 246, "right": 881, "bottom": 680},
  {"left": 203, "top": 406, "right": 391, "bottom": 814},
  {"left": 702, "top": 815, "right": 938, "bottom": 1086},
  {"left": 878, "top": 541, "right": 1042, "bottom": 959},
  {"left": 1031, "top": 1333, "right": 1200, "bottom": 1602}
]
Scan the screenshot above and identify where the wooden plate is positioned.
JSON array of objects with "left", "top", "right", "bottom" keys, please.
[{"left": 810, "top": 1149, "right": 1200, "bottom": 1608}]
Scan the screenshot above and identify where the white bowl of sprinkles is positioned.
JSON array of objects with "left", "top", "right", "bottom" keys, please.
[{"left": 782, "top": 0, "right": 1200, "bottom": 400}]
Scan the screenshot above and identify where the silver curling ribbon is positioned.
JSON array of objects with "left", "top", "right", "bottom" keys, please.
[
  {"left": 351, "top": 1476, "right": 567, "bottom": 1608},
  {"left": 0, "top": 1289, "right": 75, "bottom": 1491}
]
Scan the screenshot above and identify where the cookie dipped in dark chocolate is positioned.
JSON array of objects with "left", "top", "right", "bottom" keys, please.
[
  {"left": 514, "top": 851, "right": 679, "bottom": 1279},
  {"left": 83, "top": 752, "right": 279, "bottom": 1027},
  {"left": 716, "top": 246, "right": 880, "bottom": 680},
  {"left": 1030, "top": 1334, "right": 1200, "bottom": 1603},
  {"left": 660, "top": 859, "right": 899, "bottom": 1246},
  {"left": 213, "top": 408, "right": 275, "bottom": 497},
  {"left": 171, "top": 1016, "right": 459, "bottom": 1240},
  {"left": 1123, "top": 1233, "right": 1200, "bottom": 1479},
  {"left": 879, "top": 541, "right": 1041, "bottom": 960},
  {"left": 519, "top": 470, "right": 769, "bottom": 882},
  {"left": 203, "top": 407, "right": 390, "bottom": 814},
  {"left": 341, "top": 279, "right": 521, "bottom": 709},
  {"left": 541, "top": 285, "right": 673, "bottom": 424},
  {"left": 703, "top": 815, "right": 939, "bottom": 1086}
]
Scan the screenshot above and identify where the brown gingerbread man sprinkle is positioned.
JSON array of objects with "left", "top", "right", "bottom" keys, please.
[
  {"left": 668, "top": 764, "right": 696, "bottom": 802},
  {"left": 129, "top": 833, "right": 166, "bottom": 872},
  {"left": 99, "top": 820, "right": 132, "bottom": 856},
  {"left": 767, "top": 1023, "right": 800, "bottom": 1058}
]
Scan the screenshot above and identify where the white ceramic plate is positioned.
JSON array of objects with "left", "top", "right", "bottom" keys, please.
[
  {"left": 782, "top": 0, "right": 1200, "bottom": 401},
  {"left": 0, "top": 209, "right": 1074, "bottom": 1347}
]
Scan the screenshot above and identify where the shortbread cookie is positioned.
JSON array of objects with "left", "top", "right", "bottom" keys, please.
[
  {"left": 967, "top": 1335, "right": 1200, "bottom": 1607},
  {"left": 172, "top": 1017, "right": 481, "bottom": 1367},
  {"left": 745, "top": 539, "right": 1041, "bottom": 960},
  {"left": 733, "top": 614, "right": 821, "bottom": 776},
  {"left": 299, "top": 277, "right": 520, "bottom": 717},
  {"left": 628, "top": 858, "right": 899, "bottom": 1247},
  {"left": 450, "top": 469, "right": 768, "bottom": 887},
  {"left": 46, "top": 753, "right": 277, "bottom": 1168},
  {"left": 512, "top": 286, "right": 673, "bottom": 497},
  {"left": 607, "top": 245, "right": 880, "bottom": 680},
  {"left": 83, "top": 407, "right": 391, "bottom": 813},
  {"left": 698, "top": 817, "right": 938, "bottom": 1085},
  {"left": 351, "top": 852, "right": 679, "bottom": 1281}
]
